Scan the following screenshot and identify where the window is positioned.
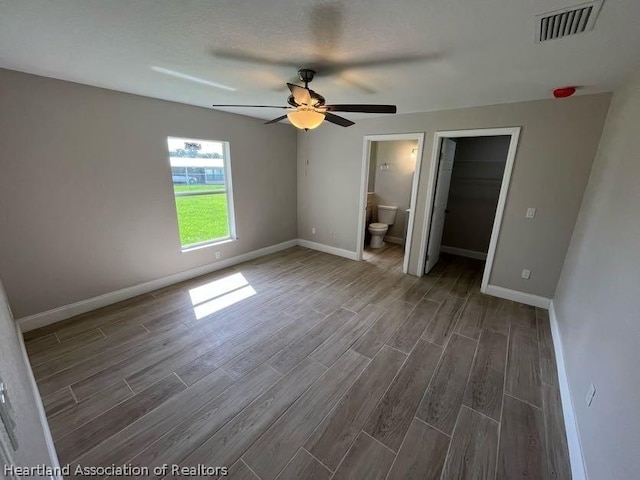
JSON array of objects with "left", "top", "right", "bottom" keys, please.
[{"left": 167, "top": 137, "right": 235, "bottom": 250}]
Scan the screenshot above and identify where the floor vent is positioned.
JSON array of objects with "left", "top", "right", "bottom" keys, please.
[{"left": 536, "top": 1, "right": 603, "bottom": 42}]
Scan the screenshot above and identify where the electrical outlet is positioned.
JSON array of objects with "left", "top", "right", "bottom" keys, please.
[
  {"left": 586, "top": 383, "right": 596, "bottom": 407},
  {"left": 521, "top": 269, "right": 531, "bottom": 280},
  {"left": 215, "top": 251, "right": 221, "bottom": 259},
  {"left": 526, "top": 207, "right": 537, "bottom": 219},
  {"left": 312, "top": 228, "right": 316, "bottom": 235}
]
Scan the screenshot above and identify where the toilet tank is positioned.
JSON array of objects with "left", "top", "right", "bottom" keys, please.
[{"left": 378, "top": 205, "right": 398, "bottom": 225}]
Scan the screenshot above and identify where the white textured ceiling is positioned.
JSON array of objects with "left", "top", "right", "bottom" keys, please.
[{"left": 1, "top": 0, "right": 639, "bottom": 121}]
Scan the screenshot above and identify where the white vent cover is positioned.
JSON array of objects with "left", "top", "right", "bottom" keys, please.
[{"left": 536, "top": 1, "right": 603, "bottom": 42}]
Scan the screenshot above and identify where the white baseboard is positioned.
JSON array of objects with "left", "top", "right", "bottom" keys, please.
[
  {"left": 483, "top": 284, "right": 551, "bottom": 309},
  {"left": 548, "top": 301, "right": 587, "bottom": 480},
  {"left": 383, "top": 236, "right": 405, "bottom": 245},
  {"left": 441, "top": 245, "right": 488, "bottom": 260},
  {"left": 17, "top": 239, "right": 298, "bottom": 332},
  {"left": 296, "top": 239, "right": 359, "bottom": 260}
]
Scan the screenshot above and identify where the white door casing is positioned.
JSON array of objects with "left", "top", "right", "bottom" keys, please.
[
  {"left": 417, "top": 127, "right": 521, "bottom": 293},
  {"left": 0, "top": 280, "right": 60, "bottom": 478},
  {"left": 357, "top": 133, "right": 425, "bottom": 273}
]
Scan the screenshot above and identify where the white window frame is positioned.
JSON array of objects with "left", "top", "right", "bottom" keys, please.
[{"left": 167, "top": 137, "right": 237, "bottom": 252}]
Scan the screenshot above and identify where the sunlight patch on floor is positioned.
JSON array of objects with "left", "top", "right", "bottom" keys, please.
[{"left": 189, "top": 272, "right": 256, "bottom": 319}]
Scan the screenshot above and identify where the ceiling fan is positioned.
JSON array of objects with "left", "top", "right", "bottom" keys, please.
[{"left": 212, "top": 68, "right": 397, "bottom": 130}]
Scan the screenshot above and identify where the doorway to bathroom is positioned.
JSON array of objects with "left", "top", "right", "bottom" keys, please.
[
  {"left": 417, "top": 127, "right": 520, "bottom": 293},
  {"left": 356, "top": 133, "right": 425, "bottom": 273}
]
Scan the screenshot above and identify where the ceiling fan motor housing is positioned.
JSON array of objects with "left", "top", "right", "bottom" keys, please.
[
  {"left": 298, "top": 68, "right": 316, "bottom": 84},
  {"left": 287, "top": 91, "right": 325, "bottom": 108}
]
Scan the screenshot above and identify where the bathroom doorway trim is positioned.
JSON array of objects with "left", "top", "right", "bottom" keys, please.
[
  {"left": 416, "top": 127, "right": 521, "bottom": 293},
  {"left": 357, "top": 132, "right": 425, "bottom": 273}
]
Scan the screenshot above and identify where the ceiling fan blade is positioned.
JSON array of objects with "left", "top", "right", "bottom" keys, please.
[
  {"left": 317, "top": 53, "right": 441, "bottom": 76},
  {"left": 324, "top": 104, "right": 397, "bottom": 114},
  {"left": 324, "top": 112, "right": 355, "bottom": 127},
  {"left": 310, "top": 4, "right": 343, "bottom": 54},
  {"left": 212, "top": 104, "right": 288, "bottom": 109},
  {"left": 334, "top": 74, "right": 378, "bottom": 94},
  {"left": 264, "top": 115, "right": 288, "bottom": 125},
  {"left": 212, "top": 49, "right": 301, "bottom": 68},
  {"left": 287, "top": 83, "right": 312, "bottom": 106}
]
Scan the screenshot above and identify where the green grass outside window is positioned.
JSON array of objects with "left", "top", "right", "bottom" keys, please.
[{"left": 175, "top": 191, "right": 230, "bottom": 247}]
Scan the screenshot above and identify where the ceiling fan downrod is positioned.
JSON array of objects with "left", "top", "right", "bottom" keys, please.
[{"left": 297, "top": 68, "right": 316, "bottom": 88}]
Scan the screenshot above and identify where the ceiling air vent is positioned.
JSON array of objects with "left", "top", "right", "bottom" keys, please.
[{"left": 536, "top": 0, "right": 603, "bottom": 42}]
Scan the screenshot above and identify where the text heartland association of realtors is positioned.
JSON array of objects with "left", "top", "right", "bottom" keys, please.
[{"left": 4, "top": 464, "right": 229, "bottom": 477}]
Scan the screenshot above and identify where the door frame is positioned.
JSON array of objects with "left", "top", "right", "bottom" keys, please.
[
  {"left": 416, "top": 127, "right": 521, "bottom": 294},
  {"left": 357, "top": 132, "right": 426, "bottom": 274}
]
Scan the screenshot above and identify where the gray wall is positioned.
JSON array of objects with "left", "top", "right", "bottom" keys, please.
[
  {"left": 371, "top": 140, "right": 417, "bottom": 239},
  {"left": 0, "top": 69, "right": 298, "bottom": 318},
  {"left": 442, "top": 136, "right": 510, "bottom": 253},
  {"left": 367, "top": 142, "right": 377, "bottom": 192},
  {"left": 553, "top": 72, "right": 640, "bottom": 480},
  {"left": 297, "top": 94, "right": 610, "bottom": 298},
  {"left": 0, "top": 281, "right": 57, "bottom": 476}
]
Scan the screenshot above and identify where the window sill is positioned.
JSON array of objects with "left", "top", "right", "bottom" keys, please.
[{"left": 181, "top": 237, "right": 237, "bottom": 253}]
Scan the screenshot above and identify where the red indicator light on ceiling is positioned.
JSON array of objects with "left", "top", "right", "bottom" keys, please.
[{"left": 553, "top": 87, "right": 577, "bottom": 98}]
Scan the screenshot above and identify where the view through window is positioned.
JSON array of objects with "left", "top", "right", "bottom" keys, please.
[{"left": 167, "top": 137, "right": 235, "bottom": 249}]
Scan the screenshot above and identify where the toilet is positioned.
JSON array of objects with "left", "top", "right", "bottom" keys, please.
[{"left": 368, "top": 205, "right": 398, "bottom": 248}]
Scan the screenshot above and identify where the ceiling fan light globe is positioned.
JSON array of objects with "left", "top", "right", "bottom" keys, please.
[{"left": 287, "top": 109, "right": 325, "bottom": 130}]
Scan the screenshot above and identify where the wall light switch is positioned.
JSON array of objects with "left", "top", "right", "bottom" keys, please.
[
  {"left": 586, "top": 383, "right": 596, "bottom": 407},
  {"left": 312, "top": 228, "right": 316, "bottom": 235},
  {"left": 215, "top": 251, "right": 221, "bottom": 259},
  {"left": 521, "top": 269, "right": 531, "bottom": 280},
  {"left": 526, "top": 207, "right": 537, "bottom": 219}
]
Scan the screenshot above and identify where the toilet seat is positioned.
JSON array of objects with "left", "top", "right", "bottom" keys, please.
[{"left": 369, "top": 222, "right": 387, "bottom": 232}]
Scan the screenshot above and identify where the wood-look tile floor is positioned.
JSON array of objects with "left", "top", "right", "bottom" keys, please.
[{"left": 25, "top": 245, "right": 571, "bottom": 479}]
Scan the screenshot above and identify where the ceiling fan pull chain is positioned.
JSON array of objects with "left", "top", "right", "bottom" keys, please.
[{"left": 305, "top": 130, "right": 311, "bottom": 176}]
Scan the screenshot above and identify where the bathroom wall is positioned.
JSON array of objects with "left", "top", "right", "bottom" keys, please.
[
  {"left": 371, "top": 140, "right": 418, "bottom": 240},
  {"left": 442, "top": 136, "right": 510, "bottom": 253},
  {"left": 367, "top": 142, "right": 378, "bottom": 192}
]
